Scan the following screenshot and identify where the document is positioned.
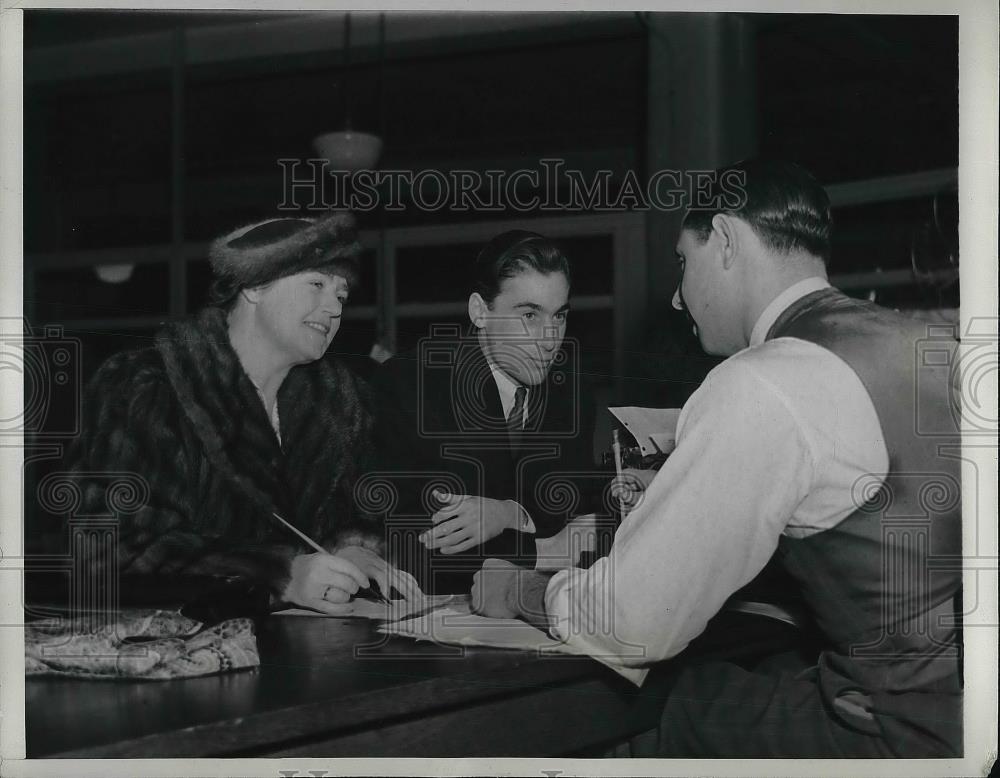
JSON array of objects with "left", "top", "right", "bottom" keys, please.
[
  {"left": 277, "top": 593, "right": 579, "bottom": 654},
  {"left": 274, "top": 593, "right": 459, "bottom": 621},
  {"left": 608, "top": 406, "right": 682, "bottom": 457},
  {"left": 378, "top": 595, "right": 580, "bottom": 654}
]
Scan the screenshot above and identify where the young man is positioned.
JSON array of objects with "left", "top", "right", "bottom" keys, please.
[
  {"left": 371, "top": 230, "right": 599, "bottom": 593},
  {"left": 472, "top": 161, "right": 962, "bottom": 758}
]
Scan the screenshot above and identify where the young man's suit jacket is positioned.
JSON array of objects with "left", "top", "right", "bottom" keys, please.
[{"left": 370, "top": 328, "right": 600, "bottom": 593}]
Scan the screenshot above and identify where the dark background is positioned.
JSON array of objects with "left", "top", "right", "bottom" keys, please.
[{"left": 21, "top": 11, "right": 960, "bottom": 551}]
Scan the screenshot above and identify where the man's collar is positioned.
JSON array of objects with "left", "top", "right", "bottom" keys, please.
[
  {"left": 475, "top": 330, "right": 522, "bottom": 395},
  {"left": 487, "top": 356, "right": 524, "bottom": 399},
  {"left": 479, "top": 342, "right": 527, "bottom": 421},
  {"left": 749, "top": 277, "right": 831, "bottom": 347}
]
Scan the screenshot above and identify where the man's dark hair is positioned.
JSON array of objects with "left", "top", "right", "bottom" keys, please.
[
  {"left": 683, "top": 158, "right": 832, "bottom": 263},
  {"left": 472, "top": 230, "right": 571, "bottom": 304}
]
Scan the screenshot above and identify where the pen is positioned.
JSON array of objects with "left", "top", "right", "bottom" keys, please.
[
  {"left": 612, "top": 429, "right": 629, "bottom": 520},
  {"left": 270, "top": 511, "right": 390, "bottom": 603}
]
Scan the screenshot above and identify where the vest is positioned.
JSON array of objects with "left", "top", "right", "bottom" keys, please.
[{"left": 768, "top": 288, "right": 962, "bottom": 757}]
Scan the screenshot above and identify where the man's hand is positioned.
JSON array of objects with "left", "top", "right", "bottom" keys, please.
[
  {"left": 610, "top": 468, "right": 658, "bottom": 513},
  {"left": 471, "top": 558, "right": 553, "bottom": 630},
  {"left": 421, "top": 491, "right": 521, "bottom": 554},
  {"left": 470, "top": 558, "right": 521, "bottom": 618},
  {"left": 282, "top": 552, "right": 368, "bottom": 615},
  {"left": 334, "top": 545, "right": 424, "bottom": 602}
]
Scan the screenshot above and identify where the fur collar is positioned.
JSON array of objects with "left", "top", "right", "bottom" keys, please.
[
  {"left": 209, "top": 211, "right": 359, "bottom": 289},
  {"left": 156, "top": 307, "right": 370, "bottom": 538}
]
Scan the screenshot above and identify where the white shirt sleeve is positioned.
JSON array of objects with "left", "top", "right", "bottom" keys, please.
[{"left": 544, "top": 350, "right": 817, "bottom": 684}]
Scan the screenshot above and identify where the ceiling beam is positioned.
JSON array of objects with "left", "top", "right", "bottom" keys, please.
[{"left": 25, "top": 11, "right": 638, "bottom": 84}]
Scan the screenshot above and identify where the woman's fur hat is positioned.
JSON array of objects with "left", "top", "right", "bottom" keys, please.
[{"left": 208, "top": 210, "right": 360, "bottom": 290}]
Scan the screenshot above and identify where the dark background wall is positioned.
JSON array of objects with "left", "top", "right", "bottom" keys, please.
[{"left": 21, "top": 11, "right": 960, "bottom": 552}]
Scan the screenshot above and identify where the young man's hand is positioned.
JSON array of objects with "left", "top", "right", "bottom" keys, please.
[{"left": 421, "top": 491, "right": 523, "bottom": 554}]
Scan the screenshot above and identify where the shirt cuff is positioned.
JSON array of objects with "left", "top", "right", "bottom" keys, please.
[
  {"left": 543, "top": 566, "right": 650, "bottom": 687},
  {"left": 544, "top": 568, "right": 572, "bottom": 641},
  {"left": 509, "top": 500, "right": 536, "bottom": 533}
]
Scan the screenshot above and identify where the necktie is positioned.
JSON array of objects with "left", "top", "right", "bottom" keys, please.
[{"left": 507, "top": 385, "right": 526, "bottom": 445}]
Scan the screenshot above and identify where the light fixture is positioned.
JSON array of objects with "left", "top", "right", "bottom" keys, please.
[
  {"left": 313, "top": 130, "right": 382, "bottom": 174},
  {"left": 312, "top": 13, "right": 383, "bottom": 174},
  {"left": 94, "top": 263, "right": 135, "bottom": 284}
]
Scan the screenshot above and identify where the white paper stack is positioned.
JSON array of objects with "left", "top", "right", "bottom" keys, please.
[{"left": 378, "top": 595, "right": 581, "bottom": 654}]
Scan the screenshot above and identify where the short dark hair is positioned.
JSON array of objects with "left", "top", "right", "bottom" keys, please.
[
  {"left": 472, "top": 230, "right": 571, "bottom": 304},
  {"left": 683, "top": 159, "right": 832, "bottom": 263}
]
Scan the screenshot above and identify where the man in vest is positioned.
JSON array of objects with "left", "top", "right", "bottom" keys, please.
[{"left": 471, "top": 159, "right": 962, "bottom": 757}]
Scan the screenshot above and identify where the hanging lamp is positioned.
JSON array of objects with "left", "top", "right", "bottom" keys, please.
[{"left": 312, "top": 13, "right": 383, "bottom": 173}]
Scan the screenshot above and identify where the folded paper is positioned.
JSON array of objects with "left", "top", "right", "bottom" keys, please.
[
  {"left": 378, "top": 595, "right": 585, "bottom": 654},
  {"left": 608, "top": 406, "right": 682, "bottom": 457}
]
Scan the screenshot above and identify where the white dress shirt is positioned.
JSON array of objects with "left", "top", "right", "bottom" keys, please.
[
  {"left": 488, "top": 359, "right": 535, "bottom": 533},
  {"left": 749, "top": 276, "right": 832, "bottom": 347},
  {"left": 489, "top": 361, "right": 529, "bottom": 429},
  {"left": 544, "top": 278, "right": 889, "bottom": 684}
]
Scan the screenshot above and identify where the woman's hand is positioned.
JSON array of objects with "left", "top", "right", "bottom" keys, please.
[
  {"left": 610, "top": 468, "right": 658, "bottom": 513},
  {"left": 334, "top": 545, "right": 424, "bottom": 602},
  {"left": 282, "top": 552, "right": 369, "bottom": 615},
  {"left": 422, "top": 491, "right": 521, "bottom": 554}
]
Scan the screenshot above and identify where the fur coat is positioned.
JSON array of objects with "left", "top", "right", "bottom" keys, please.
[{"left": 66, "top": 306, "right": 381, "bottom": 598}]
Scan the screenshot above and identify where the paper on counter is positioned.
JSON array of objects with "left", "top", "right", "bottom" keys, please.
[
  {"left": 608, "top": 406, "right": 682, "bottom": 457},
  {"left": 274, "top": 593, "right": 459, "bottom": 621},
  {"left": 378, "top": 596, "right": 581, "bottom": 654}
]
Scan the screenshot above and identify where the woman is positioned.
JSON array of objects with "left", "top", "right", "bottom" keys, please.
[{"left": 67, "top": 211, "right": 416, "bottom": 613}]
